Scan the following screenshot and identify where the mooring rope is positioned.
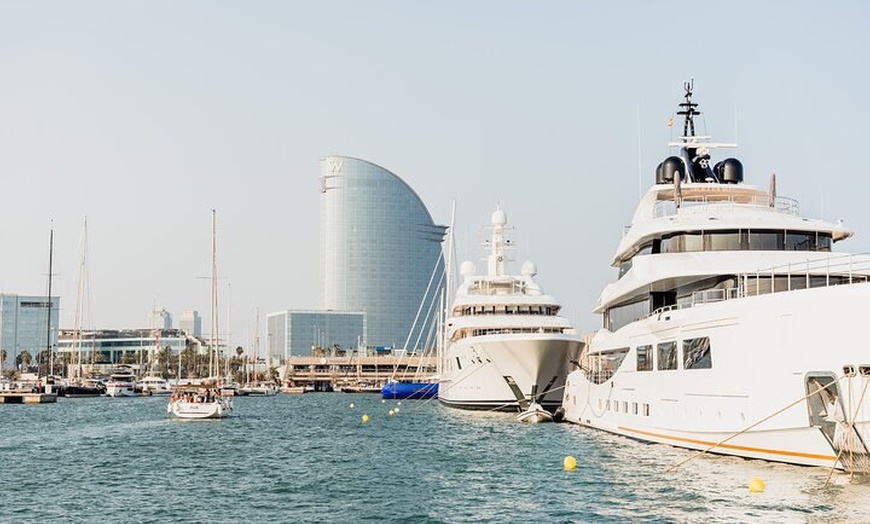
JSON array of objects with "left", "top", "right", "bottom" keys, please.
[{"left": 666, "top": 374, "right": 847, "bottom": 473}]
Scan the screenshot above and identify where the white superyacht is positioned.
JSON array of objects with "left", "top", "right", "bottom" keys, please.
[
  {"left": 439, "top": 206, "right": 583, "bottom": 413},
  {"left": 562, "top": 82, "right": 870, "bottom": 472}
]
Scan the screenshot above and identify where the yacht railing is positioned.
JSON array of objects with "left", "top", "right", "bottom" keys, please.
[
  {"left": 738, "top": 252, "right": 870, "bottom": 296},
  {"left": 649, "top": 252, "right": 870, "bottom": 318},
  {"left": 654, "top": 194, "right": 800, "bottom": 219}
]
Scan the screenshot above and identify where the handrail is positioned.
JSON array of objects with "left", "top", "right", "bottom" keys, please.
[
  {"left": 655, "top": 193, "right": 800, "bottom": 218},
  {"left": 648, "top": 252, "right": 870, "bottom": 318}
]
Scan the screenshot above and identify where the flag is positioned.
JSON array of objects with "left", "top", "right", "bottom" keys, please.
[{"left": 667, "top": 115, "right": 674, "bottom": 127}]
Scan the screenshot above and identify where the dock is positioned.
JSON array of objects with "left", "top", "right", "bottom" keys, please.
[
  {"left": 0, "top": 391, "right": 59, "bottom": 404},
  {"left": 284, "top": 355, "right": 436, "bottom": 390}
]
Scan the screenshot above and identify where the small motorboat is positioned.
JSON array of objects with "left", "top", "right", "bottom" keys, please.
[{"left": 517, "top": 401, "right": 554, "bottom": 423}]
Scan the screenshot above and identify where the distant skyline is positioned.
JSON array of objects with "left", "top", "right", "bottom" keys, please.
[{"left": 2, "top": 1, "right": 868, "bottom": 349}]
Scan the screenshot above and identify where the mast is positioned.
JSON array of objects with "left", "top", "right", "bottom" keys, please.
[
  {"left": 210, "top": 209, "right": 219, "bottom": 379},
  {"left": 45, "top": 222, "right": 54, "bottom": 378},
  {"left": 439, "top": 202, "right": 457, "bottom": 379},
  {"left": 71, "top": 218, "right": 89, "bottom": 380}
]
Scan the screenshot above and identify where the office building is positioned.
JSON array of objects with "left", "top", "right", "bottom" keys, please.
[
  {"left": 266, "top": 309, "right": 365, "bottom": 363},
  {"left": 179, "top": 310, "right": 202, "bottom": 338},
  {"left": 0, "top": 293, "right": 60, "bottom": 372}
]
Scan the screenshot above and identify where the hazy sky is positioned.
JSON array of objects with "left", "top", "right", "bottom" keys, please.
[{"left": 1, "top": 1, "right": 868, "bottom": 348}]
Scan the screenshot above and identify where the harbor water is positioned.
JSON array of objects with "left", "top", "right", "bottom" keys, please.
[{"left": 2, "top": 394, "right": 870, "bottom": 523}]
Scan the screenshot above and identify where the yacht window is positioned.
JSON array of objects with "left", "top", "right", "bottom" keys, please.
[
  {"left": 587, "top": 347, "right": 630, "bottom": 384},
  {"left": 605, "top": 299, "right": 650, "bottom": 331},
  {"left": 643, "top": 403, "right": 650, "bottom": 416},
  {"left": 657, "top": 341, "right": 678, "bottom": 371},
  {"left": 636, "top": 345, "right": 653, "bottom": 371},
  {"left": 818, "top": 234, "right": 832, "bottom": 251},
  {"left": 785, "top": 232, "right": 813, "bottom": 251},
  {"left": 632, "top": 402, "right": 638, "bottom": 415},
  {"left": 619, "top": 259, "right": 632, "bottom": 279},
  {"left": 684, "top": 232, "right": 704, "bottom": 252},
  {"left": 683, "top": 337, "right": 712, "bottom": 369},
  {"left": 748, "top": 231, "right": 783, "bottom": 250},
  {"left": 707, "top": 230, "right": 742, "bottom": 251}
]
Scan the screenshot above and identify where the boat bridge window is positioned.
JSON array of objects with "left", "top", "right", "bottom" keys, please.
[
  {"left": 461, "top": 305, "right": 555, "bottom": 316},
  {"left": 605, "top": 298, "right": 649, "bottom": 331},
  {"left": 618, "top": 229, "right": 834, "bottom": 279},
  {"left": 657, "top": 229, "right": 833, "bottom": 255},
  {"left": 683, "top": 337, "right": 712, "bottom": 369},
  {"left": 636, "top": 345, "right": 653, "bottom": 371},
  {"left": 657, "top": 341, "right": 678, "bottom": 371}
]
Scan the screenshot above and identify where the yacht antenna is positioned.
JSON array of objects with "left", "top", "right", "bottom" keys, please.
[{"left": 677, "top": 79, "right": 699, "bottom": 137}]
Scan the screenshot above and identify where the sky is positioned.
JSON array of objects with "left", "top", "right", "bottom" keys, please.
[{"left": 1, "top": 1, "right": 868, "bottom": 349}]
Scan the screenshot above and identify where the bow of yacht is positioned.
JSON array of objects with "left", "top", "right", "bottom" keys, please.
[{"left": 438, "top": 207, "right": 584, "bottom": 413}]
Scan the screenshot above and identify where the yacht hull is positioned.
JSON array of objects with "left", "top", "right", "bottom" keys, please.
[
  {"left": 168, "top": 399, "right": 231, "bottom": 419},
  {"left": 440, "top": 333, "right": 581, "bottom": 412},
  {"left": 562, "top": 283, "right": 870, "bottom": 471},
  {"left": 105, "top": 384, "right": 139, "bottom": 397}
]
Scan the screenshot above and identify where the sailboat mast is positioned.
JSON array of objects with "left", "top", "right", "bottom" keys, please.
[
  {"left": 71, "top": 218, "right": 88, "bottom": 380},
  {"left": 211, "top": 209, "right": 218, "bottom": 379},
  {"left": 46, "top": 223, "right": 54, "bottom": 378}
]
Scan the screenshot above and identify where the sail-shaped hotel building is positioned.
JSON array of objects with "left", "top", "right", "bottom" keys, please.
[{"left": 319, "top": 156, "right": 446, "bottom": 351}]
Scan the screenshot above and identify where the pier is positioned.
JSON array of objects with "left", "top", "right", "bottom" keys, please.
[
  {"left": 0, "top": 391, "right": 58, "bottom": 404},
  {"left": 284, "top": 354, "right": 436, "bottom": 389}
]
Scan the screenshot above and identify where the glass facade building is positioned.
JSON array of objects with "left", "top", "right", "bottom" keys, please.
[
  {"left": 0, "top": 293, "right": 60, "bottom": 372},
  {"left": 57, "top": 328, "right": 188, "bottom": 365},
  {"left": 320, "top": 156, "right": 446, "bottom": 350},
  {"left": 266, "top": 309, "right": 366, "bottom": 363}
]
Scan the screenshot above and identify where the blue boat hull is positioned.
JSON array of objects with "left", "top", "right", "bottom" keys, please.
[{"left": 381, "top": 382, "right": 438, "bottom": 399}]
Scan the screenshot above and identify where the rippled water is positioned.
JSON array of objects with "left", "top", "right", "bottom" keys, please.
[{"left": 2, "top": 394, "right": 870, "bottom": 523}]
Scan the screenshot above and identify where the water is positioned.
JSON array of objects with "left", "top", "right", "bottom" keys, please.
[{"left": 2, "top": 394, "right": 870, "bottom": 523}]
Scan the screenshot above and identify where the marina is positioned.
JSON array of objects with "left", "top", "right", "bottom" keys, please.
[{"left": 2, "top": 2, "right": 868, "bottom": 521}]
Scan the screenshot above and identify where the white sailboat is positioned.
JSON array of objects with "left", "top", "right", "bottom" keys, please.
[
  {"left": 167, "top": 209, "right": 232, "bottom": 419},
  {"left": 562, "top": 82, "right": 870, "bottom": 473},
  {"left": 438, "top": 206, "right": 584, "bottom": 413}
]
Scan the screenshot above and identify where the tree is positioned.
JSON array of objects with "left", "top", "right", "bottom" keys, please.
[
  {"left": 16, "top": 350, "right": 32, "bottom": 369},
  {"left": 158, "top": 345, "right": 173, "bottom": 377}
]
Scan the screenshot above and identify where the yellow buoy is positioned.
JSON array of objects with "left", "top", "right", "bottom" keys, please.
[
  {"left": 349, "top": 403, "right": 355, "bottom": 409},
  {"left": 394, "top": 406, "right": 400, "bottom": 413},
  {"left": 381, "top": 399, "right": 386, "bottom": 403},
  {"left": 397, "top": 401, "right": 402, "bottom": 406},
  {"left": 362, "top": 414, "right": 370, "bottom": 423},
  {"left": 563, "top": 456, "right": 577, "bottom": 471},
  {"left": 389, "top": 409, "right": 395, "bottom": 416},
  {"left": 748, "top": 477, "right": 765, "bottom": 493}
]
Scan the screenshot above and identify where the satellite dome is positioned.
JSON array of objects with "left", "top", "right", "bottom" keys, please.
[
  {"left": 521, "top": 261, "right": 537, "bottom": 277},
  {"left": 491, "top": 206, "right": 507, "bottom": 226}
]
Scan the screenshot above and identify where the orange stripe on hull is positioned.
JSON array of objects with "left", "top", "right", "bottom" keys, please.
[{"left": 617, "top": 425, "right": 838, "bottom": 462}]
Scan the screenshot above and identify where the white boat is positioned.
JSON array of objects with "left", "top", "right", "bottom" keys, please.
[
  {"left": 167, "top": 386, "right": 232, "bottom": 419},
  {"left": 562, "top": 81, "right": 870, "bottom": 473},
  {"left": 105, "top": 365, "right": 140, "bottom": 397},
  {"left": 517, "top": 401, "right": 554, "bottom": 423},
  {"left": 239, "top": 382, "right": 278, "bottom": 396},
  {"left": 438, "top": 206, "right": 584, "bottom": 413},
  {"left": 167, "top": 210, "right": 233, "bottom": 419},
  {"left": 138, "top": 375, "right": 173, "bottom": 396}
]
